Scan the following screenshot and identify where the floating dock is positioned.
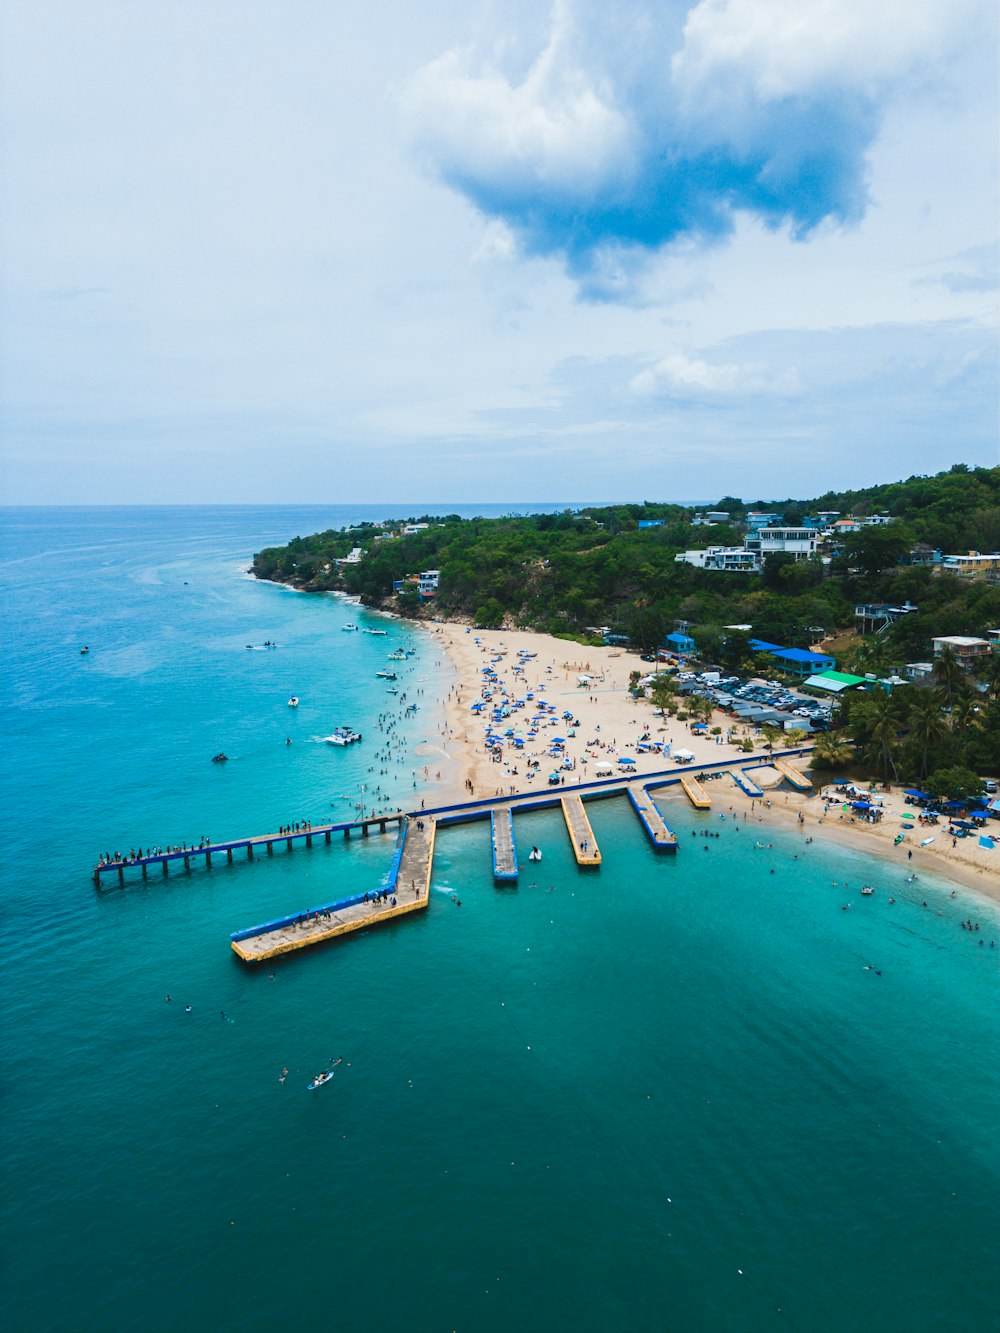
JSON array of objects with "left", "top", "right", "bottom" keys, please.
[
  {"left": 627, "top": 783, "right": 678, "bottom": 851},
  {"left": 231, "top": 817, "right": 436, "bottom": 962},
  {"left": 679, "top": 774, "right": 712, "bottom": 809},
  {"left": 773, "top": 759, "right": 812, "bottom": 790},
  {"left": 490, "top": 807, "right": 519, "bottom": 882},
  {"left": 731, "top": 769, "right": 764, "bottom": 798},
  {"left": 560, "top": 794, "right": 601, "bottom": 866}
]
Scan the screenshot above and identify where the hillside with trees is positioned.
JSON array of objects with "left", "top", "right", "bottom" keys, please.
[{"left": 252, "top": 466, "right": 1000, "bottom": 669}]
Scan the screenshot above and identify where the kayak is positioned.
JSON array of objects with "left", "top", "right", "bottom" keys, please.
[{"left": 308, "top": 1070, "right": 334, "bottom": 1090}]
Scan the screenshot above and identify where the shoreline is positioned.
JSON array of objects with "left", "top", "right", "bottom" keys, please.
[{"left": 411, "top": 618, "right": 1000, "bottom": 913}]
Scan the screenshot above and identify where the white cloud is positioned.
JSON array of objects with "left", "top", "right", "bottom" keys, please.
[{"left": 630, "top": 350, "right": 799, "bottom": 398}]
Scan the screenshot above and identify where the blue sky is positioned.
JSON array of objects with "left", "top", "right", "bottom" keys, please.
[{"left": 0, "top": 0, "right": 996, "bottom": 504}]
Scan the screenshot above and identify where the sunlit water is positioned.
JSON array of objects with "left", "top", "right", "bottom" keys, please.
[{"left": 1, "top": 507, "right": 997, "bottom": 1333}]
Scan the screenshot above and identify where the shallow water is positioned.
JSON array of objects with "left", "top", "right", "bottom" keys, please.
[{"left": 1, "top": 507, "right": 998, "bottom": 1333}]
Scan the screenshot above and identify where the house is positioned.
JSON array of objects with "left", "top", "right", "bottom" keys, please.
[
  {"left": 931, "top": 636, "right": 992, "bottom": 666},
  {"left": 745, "top": 511, "right": 784, "bottom": 532},
  {"left": 664, "top": 631, "right": 695, "bottom": 655},
  {"left": 691, "top": 511, "right": 731, "bottom": 527},
  {"left": 854, "top": 601, "right": 917, "bottom": 632},
  {"left": 905, "top": 662, "right": 934, "bottom": 681},
  {"left": 418, "top": 569, "right": 440, "bottom": 595},
  {"left": 673, "top": 546, "right": 761, "bottom": 572},
  {"left": 402, "top": 523, "right": 430, "bottom": 535},
  {"left": 746, "top": 527, "right": 818, "bottom": 558},
  {"left": 803, "top": 670, "right": 868, "bottom": 693},
  {"left": 940, "top": 552, "right": 1000, "bottom": 577},
  {"left": 340, "top": 546, "right": 364, "bottom": 564},
  {"left": 863, "top": 514, "right": 895, "bottom": 526}
]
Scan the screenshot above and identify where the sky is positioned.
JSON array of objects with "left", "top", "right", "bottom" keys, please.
[{"left": 0, "top": 0, "right": 997, "bottom": 505}]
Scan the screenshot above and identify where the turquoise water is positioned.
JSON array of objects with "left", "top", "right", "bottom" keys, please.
[{"left": 1, "top": 507, "right": 998, "bottom": 1333}]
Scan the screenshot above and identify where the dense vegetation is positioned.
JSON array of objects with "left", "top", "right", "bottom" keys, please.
[{"left": 253, "top": 466, "right": 1000, "bottom": 669}]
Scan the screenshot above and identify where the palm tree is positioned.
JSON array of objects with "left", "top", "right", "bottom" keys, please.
[
  {"left": 949, "top": 697, "right": 983, "bottom": 765},
  {"left": 931, "top": 646, "right": 968, "bottom": 709},
  {"left": 866, "top": 689, "right": 902, "bottom": 782},
  {"left": 649, "top": 674, "right": 678, "bottom": 718},
  {"left": 906, "top": 691, "right": 949, "bottom": 780},
  {"left": 811, "top": 732, "right": 855, "bottom": 770},
  {"left": 760, "top": 723, "right": 782, "bottom": 756}
]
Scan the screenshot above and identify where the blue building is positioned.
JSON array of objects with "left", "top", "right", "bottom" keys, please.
[
  {"left": 749, "top": 639, "right": 835, "bottom": 677},
  {"left": 664, "top": 631, "right": 696, "bottom": 655}
]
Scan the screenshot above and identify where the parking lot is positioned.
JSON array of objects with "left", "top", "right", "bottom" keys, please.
[{"left": 671, "top": 670, "right": 835, "bottom": 730}]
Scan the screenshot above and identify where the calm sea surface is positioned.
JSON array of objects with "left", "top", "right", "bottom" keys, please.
[{"left": 1, "top": 506, "right": 998, "bottom": 1333}]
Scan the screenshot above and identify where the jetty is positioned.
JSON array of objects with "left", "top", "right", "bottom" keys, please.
[
  {"left": 731, "top": 769, "right": 764, "bottom": 798},
  {"left": 627, "top": 783, "right": 678, "bottom": 851},
  {"left": 679, "top": 773, "right": 712, "bottom": 809},
  {"left": 231, "top": 817, "right": 436, "bottom": 962},
  {"left": 490, "top": 807, "right": 518, "bottom": 882},
  {"left": 93, "top": 814, "right": 404, "bottom": 886},
  {"left": 773, "top": 758, "right": 812, "bottom": 790},
  {"left": 560, "top": 794, "right": 601, "bottom": 865}
]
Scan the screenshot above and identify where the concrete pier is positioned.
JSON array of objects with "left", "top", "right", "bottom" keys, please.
[
  {"left": 773, "top": 759, "right": 812, "bottom": 790},
  {"left": 627, "top": 783, "right": 678, "bottom": 851},
  {"left": 680, "top": 774, "right": 712, "bottom": 809},
  {"left": 490, "top": 807, "right": 518, "bottom": 882},
  {"left": 561, "top": 794, "right": 601, "bottom": 865},
  {"left": 231, "top": 817, "right": 436, "bottom": 962}
]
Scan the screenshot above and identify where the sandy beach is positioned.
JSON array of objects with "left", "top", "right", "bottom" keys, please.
[{"left": 411, "top": 619, "right": 1000, "bottom": 910}]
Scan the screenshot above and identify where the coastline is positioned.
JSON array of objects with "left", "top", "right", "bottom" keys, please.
[{"left": 413, "top": 617, "right": 1000, "bottom": 912}]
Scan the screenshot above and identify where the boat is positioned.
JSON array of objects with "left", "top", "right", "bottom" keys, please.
[
  {"left": 342, "top": 624, "right": 358, "bottom": 631},
  {"left": 323, "top": 727, "right": 362, "bottom": 746},
  {"left": 308, "top": 1070, "right": 335, "bottom": 1090},
  {"left": 80, "top": 646, "right": 89, "bottom": 655},
  {"left": 375, "top": 670, "right": 396, "bottom": 680},
  {"left": 861, "top": 886, "right": 875, "bottom": 896},
  {"left": 364, "top": 628, "right": 388, "bottom": 636},
  {"left": 386, "top": 687, "right": 398, "bottom": 695},
  {"left": 211, "top": 752, "right": 228, "bottom": 763},
  {"left": 528, "top": 846, "right": 542, "bottom": 862},
  {"left": 387, "top": 650, "right": 406, "bottom": 660},
  {"left": 287, "top": 696, "right": 299, "bottom": 707}
]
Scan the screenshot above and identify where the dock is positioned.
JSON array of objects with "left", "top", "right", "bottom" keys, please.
[
  {"left": 731, "top": 769, "right": 764, "bottom": 798},
  {"left": 560, "top": 794, "right": 601, "bottom": 865},
  {"left": 679, "top": 774, "right": 712, "bottom": 809},
  {"left": 93, "top": 813, "right": 404, "bottom": 887},
  {"left": 627, "top": 783, "right": 678, "bottom": 851},
  {"left": 231, "top": 817, "right": 436, "bottom": 962},
  {"left": 490, "top": 807, "right": 519, "bottom": 882},
  {"left": 773, "top": 759, "right": 812, "bottom": 790}
]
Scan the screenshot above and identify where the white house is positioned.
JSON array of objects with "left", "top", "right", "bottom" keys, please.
[
  {"left": 748, "top": 527, "right": 818, "bottom": 558},
  {"left": 418, "top": 569, "right": 440, "bottom": 594}
]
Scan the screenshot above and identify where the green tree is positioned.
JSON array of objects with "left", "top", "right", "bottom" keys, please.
[
  {"left": 810, "top": 732, "right": 856, "bottom": 770},
  {"left": 905, "top": 692, "right": 949, "bottom": 780},
  {"left": 925, "top": 766, "right": 983, "bottom": 802},
  {"left": 931, "top": 647, "right": 969, "bottom": 708},
  {"left": 760, "top": 724, "right": 782, "bottom": 755},
  {"left": 649, "top": 675, "right": 678, "bottom": 718}
]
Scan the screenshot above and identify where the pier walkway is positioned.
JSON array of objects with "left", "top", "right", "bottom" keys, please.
[
  {"left": 560, "top": 794, "right": 601, "bottom": 866},
  {"left": 679, "top": 774, "right": 712, "bottom": 809},
  {"left": 773, "top": 759, "right": 812, "bottom": 790},
  {"left": 94, "top": 813, "right": 404, "bottom": 887},
  {"left": 231, "top": 817, "right": 436, "bottom": 963},
  {"left": 731, "top": 769, "right": 764, "bottom": 798},
  {"left": 491, "top": 807, "right": 518, "bottom": 881},
  {"left": 627, "top": 783, "right": 678, "bottom": 851}
]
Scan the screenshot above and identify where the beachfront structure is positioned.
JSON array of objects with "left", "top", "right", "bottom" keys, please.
[
  {"left": 803, "top": 670, "right": 868, "bottom": 693},
  {"left": 749, "top": 644, "right": 835, "bottom": 678},
  {"left": 691, "top": 511, "right": 732, "bottom": 527},
  {"left": 418, "top": 569, "right": 440, "bottom": 595},
  {"left": 940, "top": 552, "right": 1000, "bottom": 577},
  {"left": 664, "top": 631, "right": 696, "bottom": 655},
  {"left": 340, "top": 546, "right": 364, "bottom": 564},
  {"left": 746, "top": 527, "right": 818, "bottom": 558},
  {"left": 931, "top": 636, "right": 992, "bottom": 667}
]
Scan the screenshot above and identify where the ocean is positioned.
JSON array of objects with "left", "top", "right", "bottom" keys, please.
[{"left": 1, "top": 505, "right": 998, "bottom": 1333}]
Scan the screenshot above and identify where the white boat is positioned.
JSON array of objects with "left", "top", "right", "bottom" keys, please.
[
  {"left": 387, "top": 650, "right": 406, "bottom": 660},
  {"left": 342, "top": 624, "right": 358, "bottom": 632},
  {"left": 375, "top": 670, "right": 396, "bottom": 680},
  {"left": 364, "top": 628, "right": 388, "bottom": 636},
  {"left": 287, "top": 696, "right": 299, "bottom": 707},
  {"left": 323, "top": 727, "right": 362, "bottom": 746}
]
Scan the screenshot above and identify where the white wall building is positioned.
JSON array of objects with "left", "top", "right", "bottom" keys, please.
[
  {"left": 749, "top": 528, "right": 818, "bottom": 558},
  {"left": 674, "top": 546, "right": 761, "bottom": 572},
  {"left": 418, "top": 569, "right": 440, "bottom": 593}
]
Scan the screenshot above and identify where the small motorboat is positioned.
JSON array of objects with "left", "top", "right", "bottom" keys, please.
[
  {"left": 861, "top": 885, "right": 875, "bottom": 896},
  {"left": 528, "top": 846, "right": 542, "bottom": 862},
  {"left": 211, "top": 752, "right": 228, "bottom": 763},
  {"left": 342, "top": 624, "right": 358, "bottom": 631},
  {"left": 323, "top": 727, "right": 362, "bottom": 746},
  {"left": 364, "top": 628, "right": 388, "bottom": 636},
  {"left": 387, "top": 650, "right": 406, "bottom": 660},
  {"left": 375, "top": 670, "right": 397, "bottom": 680},
  {"left": 308, "top": 1070, "right": 335, "bottom": 1090},
  {"left": 287, "top": 696, "right": 299, "bottom": 707}
]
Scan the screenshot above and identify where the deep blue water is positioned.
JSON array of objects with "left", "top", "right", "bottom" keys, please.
[{"left": 1, "top": 506, "right": 998, "bottom": 1333}]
